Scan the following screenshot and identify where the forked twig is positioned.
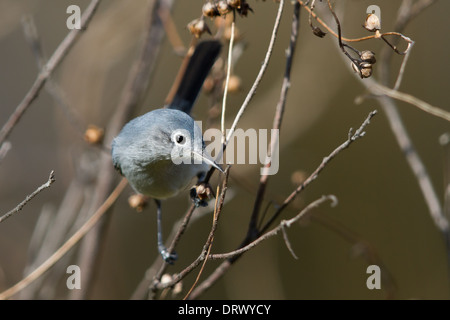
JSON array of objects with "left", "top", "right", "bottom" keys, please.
[
  {"left": 209, "top": 195, "right": 338, "bottom": 260},
  {"left": 0, "top": 171, "right": 55, "bottom": 224},
  {"left": 187, "top": 109, "right": 377, "bottom": 299}
]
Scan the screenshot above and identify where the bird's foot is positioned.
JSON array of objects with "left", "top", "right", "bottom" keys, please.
[{"left": 159, "top": 245, "right": 178, "bottom": 264}]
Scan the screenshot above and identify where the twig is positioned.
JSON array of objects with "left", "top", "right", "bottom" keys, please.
[
  {"left": 314, "top": 0, "right": 447, "bottom": 236},
  {"left": 132, "top": 182, "right": 236, "bottom": 299},
  {"left": 370, "top": 82, "right": 450, "bottom": 122},
  {"left": 0, "top": 141, "right": 11, "bottom": 163},
  {"left": 70, "top": 0, "right": 174, "bottom": 299},
  {"left": 221, "top": 19, "right": 235, "bottom": 144},
  {"left": 281, "top": 223, "right": 298, "bottom": 260},
  {"left": 392, "top": 41, "right": 413, "bottom": 91},
  {"left": 380, "top": 95, "right": 448, "bottom": 232},
  {"left": 151, "top": 168, "right": 230, "bottom": 295},
  {"left": 188, "top": 112, "right": 378, "bottom": 299},
  {"left": 190, "top": 7, "right": 375, "bottom": 300},
  {"left": 224, "top": 0, "right": 285, "bottom": 144},
  {"left": 261, "top": 110, "right": 378, "bottom": 233},
  {"left": 21, "top": 15, "right": 86, "bottom": 139},
  {"left": 356, "top": 0, "right": 447, "bottom": 234},
  {"left": 248, "top": 0, "right": 300, "bottom": 244},
  {"left": 298, "top": 0, "right": 414, "bottom": 55},
  {"left": 133, "top": 203, "right": 196, "bottom": 300},
  {"left": 0, "top": 171, "right": 55, "bottom": 224},
  {"left": 0, "top": 178, "right": 128, "bottom": 300},
  {"left": 298, "top": 0, "right": 372, "bottom": 43},
  {"left": 187, "top": 195, "right": 336, "bottom": 300},
  {"left": 157, "top": 4, "right": 185, "bottom": 55},
  {"left": 183, "top": 183, "right": 224, "bottom": 300},
  {"left": 0, "top": 0, "right": 101, "bottom": 147},
  {"left": 208, "top": 195, "right": 337, "bottom": 260}
]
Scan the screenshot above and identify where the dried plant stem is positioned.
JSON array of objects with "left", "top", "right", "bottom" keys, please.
[
  {"left": 225, "top": 0, "right": 285, "bottom": 144},
  {"left": 221, "top": 20, "right": 235, "bottom": 144},
  {"left": 210, "top": 195, "right": 337, "bottom": 260},
  {"left": 298, "top": 0, "right": 414, "bottom": 55},
  {"left": 69, "top": 0, "right": 173, "bottom": 299},
  {"left": 187, "top": 109, "right": 377, "bottom": 299},
  {"left": 261, "top": 110, "right": 377, "bottom": 233},
  {"left": 248, "top": 0, "right": 300, "bottom": 243},
  {"left": 371, "top": 82, "right": 450, "bottom": 122},
  {"left": 183, "top": 183, "right": 224, "bottom": 300},
  {"left": 21, "top": 15, "right": 86, "bottom": 137},
  {"left": 0, "top": 0, "right": 101, "bottom": 147},
  {"left": 0, "top": 178, "right": 128, "bottom": 300},
  {"left": 0, "top": 171, "right": 55, "bottom": 224}
]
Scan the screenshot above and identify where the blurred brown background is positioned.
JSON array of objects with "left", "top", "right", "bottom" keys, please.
[{"left": 0, "top": 0, "right": 449, "bottom": 299}]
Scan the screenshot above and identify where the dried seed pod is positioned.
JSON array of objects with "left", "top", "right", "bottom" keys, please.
[
  {"left": 351, "top": 61, "right": 360, "bottom": 74},
  {"left": 352, "top": 61, "right": 373, "bottom": 78},
  {"left": 217, "top": 0, "right": 231, "bottom": 15},
  {"left": 227, "top": 0, "right": 241, "bottom": 8},
  {"left": 237, "top": 2, "right": 253, "bottom": 17},
  {"left": 202, "top": 2, "right": 220, "bottom": 18},
  {"left": 291, "top": 170, "right": 307, "bottom": 186},
  {"left": 128, "top": 194, "right": 148, "bottom": 212},
  {"left": 312, "top": 26, "right": 326, "bottom": 38},
  {"left": 160, "top": 274, "right": 173, "bottom": 285},
  {"left": 190, "top": 182, "right": 215, "bottom": 207},
  {"left": 194, "top": 183, "right": 211, "bottom": 201},
  {"left": 360, "top": 50, "right": 376, "bottom": 64},
  {"left": 187, "top": 18, "right": 211, "bottom": 38},
  {"left": 172, "top": 281, "right": 183, "bottom": 296},
  {"left": 224, "top": 74, "right": 242, "bottom": 93},
  {"left": 364, "top": 13, "right": 380, "bottom": 32},
  {"left": 360, "top": 66, "right": 373, "bottom": 78},
  {"left": 203, "top": 76, "right": 215, "bottom": 93},
  {"left": 84, "top": 125, "right": 104, "bottom": 145}
]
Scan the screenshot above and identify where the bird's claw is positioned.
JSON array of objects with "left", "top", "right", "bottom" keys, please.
[{"left": 159, "top": 247, "right": 178, "bottom": 264}]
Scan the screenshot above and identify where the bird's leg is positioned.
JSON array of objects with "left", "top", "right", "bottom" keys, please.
[{"left": 155, "top": 199, "right": 177, "bottom": 264}]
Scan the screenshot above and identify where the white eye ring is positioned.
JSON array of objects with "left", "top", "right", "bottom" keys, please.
[{"left": 172, "top": 130, "right": 189, "bottom": 146}]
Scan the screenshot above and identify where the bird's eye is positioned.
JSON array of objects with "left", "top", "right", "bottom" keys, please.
[{"left": 175, "top": 133, "right": 186, "bottom": 145}]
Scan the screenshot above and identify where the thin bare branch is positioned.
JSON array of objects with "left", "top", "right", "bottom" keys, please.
[
  {"left": 208, "top": 195, "right": 337, "bottom": 261},
  {"left": 0, "top": 171, "right": 55, "bottom": 224},
  {"left": 281, "top": 223, "right": 299, "bottom": 260},
  {"left": 247, "top": 0, "right": 300, "bottom": 245},
  {"left": 21, "top": 15, "right": 86, "bottom": 138},
  {"left": 189, "top": 109, "right": 377, "bottom": 299},
  {"left": 0, "top": 178, "right": 128, "bottom": 300},
  {"left": 70, "top": 0, "right": 177, "bottom": 300},
  {"left": 221, "top": 20, "right": 235, "bottom": 144},
  {"left": 151, "top": 168, "right": 230, "bottom": 295},
  {"left": 0, "top": 141, "right": 11, "bottom": 163},
  {"left": 371, "top": 82, "right": 450, "bottom": 122},
  {"left": 225, "top": 0, "right": 285, "bottom": 144},
  {"left": 261, "top": 110, "right": 378, "bottom": 233},
  {"left": 0, "top": 0, "right": 101, "bottom": 147}
]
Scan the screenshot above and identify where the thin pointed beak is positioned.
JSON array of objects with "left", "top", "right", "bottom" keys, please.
[{"left": 191, "top": 150, "right": 224, "bottom": 173}]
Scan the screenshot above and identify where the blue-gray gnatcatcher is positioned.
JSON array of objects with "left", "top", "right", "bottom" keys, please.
[{"left": 111, "top": 40, "right": 223, "bottom": 263}]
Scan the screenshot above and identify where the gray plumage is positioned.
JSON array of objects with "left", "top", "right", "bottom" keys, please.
[
  {"left": 112, "top": 108, "right": 210, "bottom": 199},
  {"left": 110, "top": 40, "right": 222, "bottom": 263}
]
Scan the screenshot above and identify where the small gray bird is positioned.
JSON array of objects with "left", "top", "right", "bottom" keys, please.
[{"left": 111, "top": 40, "right": 222, "bottom": 263}]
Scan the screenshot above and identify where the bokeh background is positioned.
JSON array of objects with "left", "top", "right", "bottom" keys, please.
[{"left": 0, "top": 0, "right": 449, "bottom": 299}]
